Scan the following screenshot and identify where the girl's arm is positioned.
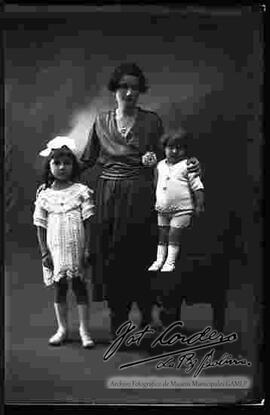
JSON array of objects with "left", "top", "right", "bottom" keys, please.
[
  {"left": 81, "top": 185, "right": 95, "bottom": 266},
  {"left": 33, "top": 191, "right": 52, "bottom": 268},
  {"left": 83, "top": 217, "right": 92, "bottom": 251},
  {"left": 83, "top": 217, "right": 93, "bottom": 266},
  {"left": 36, "top": 226, "right": 53, "bottom": 269}
]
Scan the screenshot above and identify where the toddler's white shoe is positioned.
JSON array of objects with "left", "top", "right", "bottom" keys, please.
[
  {"left": 79, "top": 329, "right": 95, "bottom": 348},
  {"left": 160, "top": 262, "right": 176, "bottom": 272},
  {"left": 148, "top": 260, "right": 164, "bottom": 271},
  {"left": 49, "top": 329, "right": 68, "bottom": 346}
]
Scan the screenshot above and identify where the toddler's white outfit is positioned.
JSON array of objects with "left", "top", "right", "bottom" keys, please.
[
  {"left": 149, "top": 158, "right": 204, "bottom": 272},
  {"left": 155, "top": 158, "right": 204, "bottom": 218}
]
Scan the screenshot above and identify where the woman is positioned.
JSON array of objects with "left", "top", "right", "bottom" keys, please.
[{"left": 80, "top": 62, "right": 200, "bottom": 334}]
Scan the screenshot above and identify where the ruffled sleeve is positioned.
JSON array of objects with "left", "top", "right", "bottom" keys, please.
[
  {"left": 33, "top": 191, "right": 48, "bottom": 229},
  {"left": 80, "top": 185, "right": 95, "bottom": 221},
  {"left": 187, "top": 164, "right": 204, "bottom": 192}
]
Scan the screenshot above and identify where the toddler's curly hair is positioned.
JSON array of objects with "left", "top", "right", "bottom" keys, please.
[{"left": 160, "top": 128, "right": 193, "bottom": 152}]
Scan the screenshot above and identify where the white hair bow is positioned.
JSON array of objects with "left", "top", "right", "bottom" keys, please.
[{"left": 39, "top": 136, "right": 77, "bottom": 157}]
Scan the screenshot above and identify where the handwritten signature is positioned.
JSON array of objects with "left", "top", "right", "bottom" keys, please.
[
  {"left": 103, "top": 321, "right": 251, "bottom": 376},
  {"left": 155, "top": 348, "right": 251, "bottom": 377}
]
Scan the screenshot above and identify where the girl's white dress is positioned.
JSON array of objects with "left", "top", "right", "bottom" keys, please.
[{"left": 33, "top": 183, "right": 95, "bottom": 286}]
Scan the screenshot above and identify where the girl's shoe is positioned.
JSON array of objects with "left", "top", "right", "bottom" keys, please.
[
  {"left": 148, "top": 260, "right": 164, "bottom": 271},
  {"left": 160, "top": 262, "right": 176, "bottom": 272},
  {"left": 49, "top": 328, "right": 68, "bottom": 346},
  {"left": 79, "top": 329, "right": 95, "bottom": 348}
]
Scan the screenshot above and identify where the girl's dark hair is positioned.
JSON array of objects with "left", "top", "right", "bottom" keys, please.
[
  {"left": 160, "top": 128, "right": 193, "bottom": 154},
  {"left": 107, "top": 62, "right": 148, "bottom": 93},
  {"left": 41, "top": 146, "right": 80, "bottom": 188}
]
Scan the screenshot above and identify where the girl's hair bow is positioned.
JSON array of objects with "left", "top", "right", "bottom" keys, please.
[{"left": 39, "top": 136, "right": 77, "bottom": 157}]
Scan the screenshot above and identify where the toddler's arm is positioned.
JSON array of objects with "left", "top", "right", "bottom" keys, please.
[
  {"left": 153, "top": 167, "right": 159, "bottom": 189},
  {"left": 187, "top": 164, "right": 205, "bottom": 216},
  {"left": 193, "top": 189, "right": 205, "bottom": 216}
]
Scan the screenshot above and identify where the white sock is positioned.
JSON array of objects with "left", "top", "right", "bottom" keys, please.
[
  {"left": 165, "top": 245, "right": 180, "bottom": 265},
  {"left": 54, "top": 303, "right": 67, "bottom": 332},
  {"left": 155, "top": 244, "right": 168, "bottom": 263}
]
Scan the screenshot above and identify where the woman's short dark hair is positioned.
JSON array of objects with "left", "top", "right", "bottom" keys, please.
[
  {"left": 42, "top": 146, "right": 80, "bottom": 188},
  {"left": 107, "top": 62, "right": 148, "bottom": 93},
  {"left": 160, "top": 128, "right": 192, "bottom": 153}
]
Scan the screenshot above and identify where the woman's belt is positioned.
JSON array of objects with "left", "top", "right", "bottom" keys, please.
[{"left": 100, "top": 164, "right": 143, "bottom": 180}]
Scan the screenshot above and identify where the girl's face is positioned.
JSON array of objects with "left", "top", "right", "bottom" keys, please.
[
  {"left": 115, "top": 74, "right": 140, "bottom": 110},
  {"left": 165, "top": 144, "right": 186, "bottom": 164},
  {"left": 49, "top": 155, "right": 73, "bottom": 182}
]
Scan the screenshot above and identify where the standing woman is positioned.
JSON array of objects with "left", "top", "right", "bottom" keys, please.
[{"left": 80, "top": 62, "right": 199, "bottom": 334}]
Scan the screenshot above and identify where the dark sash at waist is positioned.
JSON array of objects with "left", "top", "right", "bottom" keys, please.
[{"left": 100, "top": 162, "right": 143, "bottom": 180}]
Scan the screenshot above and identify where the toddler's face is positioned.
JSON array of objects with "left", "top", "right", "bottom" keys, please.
[
  {"left": 50, "top": 155, "right": 73, "bottom": 181},
  {"left": 165, "top": 144, "right": 186, "bottom": 164}
]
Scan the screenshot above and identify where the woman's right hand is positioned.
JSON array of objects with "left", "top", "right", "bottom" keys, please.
[
  {"left": 42, "top": 251, "right": 53, "bottom": 270},
  {"left": 142, "top": 151, "right": 157, "bottom": 167}
]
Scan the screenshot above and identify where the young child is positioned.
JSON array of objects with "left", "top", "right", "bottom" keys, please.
[
  {"left": 148, "top": 129, "right": 205, "bottom": 272},
  {"left": 33, "top": 136, "right": 95, "bottom": 348}
]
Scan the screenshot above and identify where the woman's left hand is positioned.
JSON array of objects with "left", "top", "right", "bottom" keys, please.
[
  {"left": 187, "top": 157, "right": 201, "bottom": 176},
  {"left": 142, "top": 151, "right": 157, "bottom": 167}
]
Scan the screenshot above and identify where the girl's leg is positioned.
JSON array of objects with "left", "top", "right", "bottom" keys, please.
[
  {"left": 148, "top": 214, "right": 170, "bottom": 271},
  {"left": 49, "top": 279, "right": 68, "bottom": 346},
  {"left": 72, "top": 278, "right": 94, "bottom": 348}
]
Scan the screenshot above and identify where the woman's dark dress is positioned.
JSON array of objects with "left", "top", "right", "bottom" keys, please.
[{"left": 81, "top": 107, "right": 163, "bottom": 329}]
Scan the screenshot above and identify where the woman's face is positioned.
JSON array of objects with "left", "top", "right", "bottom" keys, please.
[{"left": 115, "top": 75, "right": 140, "bottom": 110}]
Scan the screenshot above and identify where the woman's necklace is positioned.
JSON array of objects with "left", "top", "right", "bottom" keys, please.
[{"left": 116, "top": 108, "right": 138, "bottom": 136}]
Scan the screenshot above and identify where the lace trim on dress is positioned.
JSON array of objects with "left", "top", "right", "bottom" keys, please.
[
  {"left": 36, "top": 184, "right": 94, "bottom": 214},
  {"left": 54, "top": 267, "right": 84, "bottom": 282},
  {"left": 42, "top": 267, "right": 84, "bottom": 286}
]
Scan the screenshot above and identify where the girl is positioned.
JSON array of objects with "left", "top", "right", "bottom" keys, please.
[
  {"left": 33, "top": 136, "right": 95, "bottom": 348},
  {"left": 148, "top": 129, "right": 205, "bottom": 272}
]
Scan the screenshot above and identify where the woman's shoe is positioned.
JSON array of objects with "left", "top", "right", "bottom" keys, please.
[
  {"left": 160, "top": 262, "right": 175, "bottom": 272},
  {"left": 49, "top": 329, "right": 68, "bottom": 346},
  {"left": 148, "top": 260, "right": 164, "bottom": 271},
  {"left": 79, "top": 329, "right": 95, "bottom": 348},
  {"left": 151, "top": 321, "right": 164, "bottom": 332}
]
